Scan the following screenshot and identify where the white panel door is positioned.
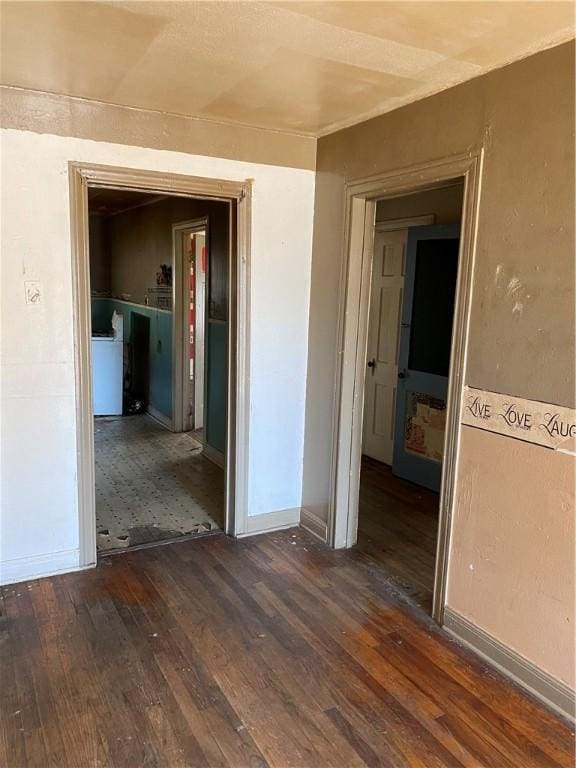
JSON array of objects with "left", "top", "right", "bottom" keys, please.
[{"left": 362, "top": 229, "right": 406, "bottom": 464}]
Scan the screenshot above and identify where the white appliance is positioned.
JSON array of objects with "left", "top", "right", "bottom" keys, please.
[{"left": 92, "top": 311, "right": 124, "bottom": 416}]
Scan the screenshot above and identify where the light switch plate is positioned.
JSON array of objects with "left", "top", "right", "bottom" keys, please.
[{"left": 24, "top": 281, "right": 42, "bottom": 305}]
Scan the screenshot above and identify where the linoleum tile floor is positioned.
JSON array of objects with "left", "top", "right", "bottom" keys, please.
[{"left": 94, "top": 415, "right": 223, "bottom": 552}]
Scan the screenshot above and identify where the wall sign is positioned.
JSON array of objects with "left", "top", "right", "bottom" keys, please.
[{"left": 461, "top": 386, "right": 576, "bottom": 453}]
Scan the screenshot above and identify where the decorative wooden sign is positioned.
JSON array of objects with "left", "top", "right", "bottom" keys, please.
[{"left": 461, "top": 386, "right": 576, "bottom": 453}]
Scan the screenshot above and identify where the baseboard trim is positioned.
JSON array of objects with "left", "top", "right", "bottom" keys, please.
[
  {"left": 147, "top": 406, "right": 173, "bottom": 430},
  {"left": 201, "top": 442, "right": 225, "bottom": 469},
  {"left": 300, "top": 507, "right": 328, "bottom": 542},
  {"left": 0, "top": 548, "right": 87, "bottom": 586},
  {"left": 239, "top": 507, "right": 300, "bottom": 537},
  {"left": 443, "top": 607, "right": 575, "bottom": 722}
]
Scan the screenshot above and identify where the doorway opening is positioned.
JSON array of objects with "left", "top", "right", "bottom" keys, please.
[
  {"left": 174, "top": 221, "right": 207, "bottom": 437},
  {"left": 88, "top": 190, "right": 229, "bottom": 553},
  {"left": 329, "top": 152, "right": 483, "bottom": 623},
  {"left": 359, "top": 183, "right": 464, "bottom": 614},
  {"left": 70, "top": 164, "right": 251, "bottom": 567}
]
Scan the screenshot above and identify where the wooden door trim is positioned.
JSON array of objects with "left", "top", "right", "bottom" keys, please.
[
  {"left": 374, "top": 214, "right": 435, "bottom": 232},
  {"left": 172, "top": 218, "right": 208, "bottom": 435},
  {"left": 328, "top": 150, "right": 484, "bottom": 625},
  {"left": 69, "top": 163, "right": 252, "bottom": 568}
]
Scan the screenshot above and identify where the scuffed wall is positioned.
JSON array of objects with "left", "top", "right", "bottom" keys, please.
[
  {"left": 0, "top": 128, "right": 315, "bottom": 584},
  {"left": 303, "top": 42, "right": 575, "bottom": 686},
  {"left": 450, "top": 427, "right": 574, "bottom": 688}
]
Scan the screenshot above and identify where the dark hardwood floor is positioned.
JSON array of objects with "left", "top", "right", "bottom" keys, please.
[
  {"left": 1, "top": 529, "right": 573, "bottom": 767},
  {"left": 357, "top": 457, "right": 440, "bottom": 613}
]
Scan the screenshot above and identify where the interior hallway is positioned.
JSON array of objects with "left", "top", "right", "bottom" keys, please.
[
  {"left": 0, "top": 529, "right": 572, "bottom": 768},
  {"left": 95, "top": 415, "right": 223, "bottom": 551},
  {"left": 357, "top": 457, "right": 439, "bottom": 614}
]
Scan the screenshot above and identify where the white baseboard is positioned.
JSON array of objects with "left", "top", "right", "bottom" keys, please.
[
  {"left": 300, "top": 507, "right": 328, "bottom": 542},
  {"left": 147, "top": 405, "right": 173, "bottom": 430},
  {"left": 443, "top": 607, "right": 575, "bottom": 722},
  {"left": 0, "top": 548, "right": 87, "bottom": 586},
  {"left": 238, "top": 507, "right": 300, "bottom": 537}
]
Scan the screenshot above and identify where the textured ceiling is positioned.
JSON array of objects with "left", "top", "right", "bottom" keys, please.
[{"left": 1, "top": 1, "right": 574, "bottom": 136}]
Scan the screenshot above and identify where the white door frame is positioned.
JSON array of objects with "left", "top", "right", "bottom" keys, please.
[
  {"left": 193, "top": 232, "right": 206, "bottom": 432},
  {"left": 69, "top": 162, "right": 252, "bottom": 567},
  {"left": 329, "top": 151, "right": 484, "bottom": 624},
  {"left": 172, "top": 218, "right": 208, "bottom": 434}
]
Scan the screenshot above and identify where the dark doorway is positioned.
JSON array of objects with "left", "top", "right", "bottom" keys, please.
[{"left": 359, "top": 181, "right": 464, "bottom": 613}]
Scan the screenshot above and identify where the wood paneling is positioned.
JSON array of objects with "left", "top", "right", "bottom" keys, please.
[{"left": 0, "top": 528, "right": 572, "bottom": 767}]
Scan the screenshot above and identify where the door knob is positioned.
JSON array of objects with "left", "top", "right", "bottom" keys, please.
[
  {"left": 367, "top": 358, "right": 376, "bottom": 368},
  {"left": 398, "top": 369, "right": 407, "bottom": 379}
]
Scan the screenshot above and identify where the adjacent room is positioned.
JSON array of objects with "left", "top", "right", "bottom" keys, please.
[
  {"left": 88, "top": 189, "right": 229, "bottom": 552},
  {"left": 357, "top": 182, "right": 464, "bottom": 613}
]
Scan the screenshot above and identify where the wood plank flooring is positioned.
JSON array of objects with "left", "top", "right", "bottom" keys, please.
[
  {"left": 1, "top": 529, "right": 573, "bottom": 767},
  {"left": 357, "top": 457, "right": 440, "bottom": 613}
]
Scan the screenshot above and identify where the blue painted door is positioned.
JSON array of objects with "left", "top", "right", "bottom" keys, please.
[{"left": 392, "top": 225, "right": 460, "bottom": 491}]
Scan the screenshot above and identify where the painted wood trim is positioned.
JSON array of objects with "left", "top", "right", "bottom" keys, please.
[
  {"left": 239, "top": 508, "right": 300, "bottom": 537},
  {"left": 443, "top": 607, "right": 576, "bottom": 723},
  {"left": 330, "top": 196, "right": 365, "bottom": 548},
  {"left": 231, "top": 188, "right": 252, "bottom": 536},
  {"left": 375, "top": 214, "right": 435, "bottom": 231},
  {"left": 69, "top": 166, "right": 98, "bottom": 569},
  {"left": 432, "top": 151, "right": 484, "bottom": 624},
  {"left": 346, "top": 199, "right": 377, "bottom": 548},
  {"left": 329, "top": 150, "right": 485, "bottom": 626},
  {"left": 300, "top": 508, "right": 328, "bottom": 543},
  {"left": 69, "top": 163, "right": 251, "bottom": 564},
  {"left": 172, "top": 217, "right": 209, "bottom": 434},
  {"left": 70, "top": 162, "right": 254, "bottom": 201}
]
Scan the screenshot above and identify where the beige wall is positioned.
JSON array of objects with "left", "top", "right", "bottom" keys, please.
[
  {"left": 303, "top": 42, "right": 575, "bottom": 686},
  {"left": 449, "top": 426, "right": 574, "bottom": 687},
  {"left": 376, "top": 183, "right": 464, "bottom": 225},
  {"left": 0, "top": 86, "right": 316, "bottom": 171},
  {"left": 102, "top": 197, "right": 228, "bottom": 306}
]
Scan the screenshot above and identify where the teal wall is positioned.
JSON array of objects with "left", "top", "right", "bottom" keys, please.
[
  {"left": 92, "top": 298, "right": 172, "bottom": 419},
  {"left": 205, "top": 320, "right": 227, "bottom": 453},
  {"left": 90, "top": 197, "right": 229, "bottom": 453},
  {"left": 92, "top": 298, "right": 226, "bottom": 455}
]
